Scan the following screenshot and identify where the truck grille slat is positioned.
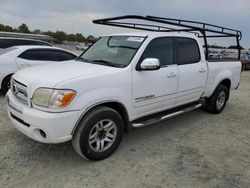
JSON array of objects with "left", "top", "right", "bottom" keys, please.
[{"left": 11, "top": 79, "right": 29, "bottom": 105}]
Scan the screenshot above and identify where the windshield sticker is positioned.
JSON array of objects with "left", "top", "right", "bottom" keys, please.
[{"left": 127, "top": 37, "right": 144, "bottom": 42}]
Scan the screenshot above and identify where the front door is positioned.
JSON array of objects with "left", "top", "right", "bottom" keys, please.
[{"left": 132, "top": 37, "right": 178, "bottom": 118}]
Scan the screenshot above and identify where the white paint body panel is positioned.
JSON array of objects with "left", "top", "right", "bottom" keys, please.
[
  {"left": 176, "top": 61, "right": 208, "bottom": 106},
  {"left": 6, "top": 32, "right": 241, "bottom": 143},
  {"left": 132, "top": 65, "right": 178, "bottom": 118}
]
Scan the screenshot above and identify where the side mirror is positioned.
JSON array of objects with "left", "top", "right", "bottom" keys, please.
[{"left": 140, "top": 58, "right": 160, "bottom": 71}]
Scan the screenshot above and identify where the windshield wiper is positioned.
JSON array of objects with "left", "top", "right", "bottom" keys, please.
[
  {"left": 76, "top": 57, "right": 89, "bottom": 62},
  {"left": 91, "top": 59, "right": 124, "bottom": 68}
]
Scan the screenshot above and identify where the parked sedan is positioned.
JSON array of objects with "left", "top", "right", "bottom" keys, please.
[
  {"left": 76, "top": 44, "right": 88, "bottom": 51},
  {"left": 0, "top": 46, "right": 77, "bottom": 92},
  {"left": 241, "top": 54, "right": 250, "bottom": 71}
]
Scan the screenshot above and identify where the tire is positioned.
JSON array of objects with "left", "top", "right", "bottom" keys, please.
[
  {"left": 1, "top": 75, "right": 12, "bottom": 93},
  {"left": 205, "top": 84, "right": 229, "bottom": 114},
  {"left": 72, "top": 106, "right": 124, "bottom": 161}
]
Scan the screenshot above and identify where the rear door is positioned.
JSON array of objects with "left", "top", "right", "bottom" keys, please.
[
  {"left": 175, "top": 37, "right": 207, "bottom": 106},
  {"left": 132, "top": 37, "right": 178, "bottom": 117},
  {"left": 16, "top": 49, "right": 53, "bottom": 68}
]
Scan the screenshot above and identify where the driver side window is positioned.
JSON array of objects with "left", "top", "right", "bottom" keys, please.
[{"left": 141, "top": 37, "right": 174, "bottom": 67}]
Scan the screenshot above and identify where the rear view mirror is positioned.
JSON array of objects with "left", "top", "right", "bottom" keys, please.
[{"left": 140, "top": 58, "right": 160, "bottom": 71}]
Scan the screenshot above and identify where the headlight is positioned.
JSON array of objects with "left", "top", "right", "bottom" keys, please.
[{"left": 32, "top": 88, "right": 76, "bottom": 109}]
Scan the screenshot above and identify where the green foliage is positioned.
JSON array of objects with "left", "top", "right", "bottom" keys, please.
[
  {"left": 18, "top": 23, "right": 30, "bottom": 33},
  {"left": 0, "top": 24, "right": 14, "bottom": 32},
  {"left": 86, "top": 35, "right": 95, "bottom": 44},
  {"left": 76, "top": 33, "right": 86, "bottom": 42},
  {"left": 33, "top": 29, "right": 41, "bottom": 34},
  {"left": 228, "top": 45, "right": 244, "bottom": 50},
  {"left": 0, "top": 23, "right": 94, "bottom": 43},
  {"left": 207, "top": 44, "right": 245, "bottom": 50}
]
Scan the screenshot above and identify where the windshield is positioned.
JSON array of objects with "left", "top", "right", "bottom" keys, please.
[{"left": 77, "top": 36, "right": 145, "bottom": 67}]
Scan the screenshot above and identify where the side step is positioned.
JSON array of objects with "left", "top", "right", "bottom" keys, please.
[{"left": 131, "top": 103, "right": 202, "bottom": 128}]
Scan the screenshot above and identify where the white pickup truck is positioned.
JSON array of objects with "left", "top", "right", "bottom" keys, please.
[{"left": 6, "top": 16, "right": 242, "bottom": 160}]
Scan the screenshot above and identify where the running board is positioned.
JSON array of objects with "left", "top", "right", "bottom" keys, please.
[{"left": 131, "top": 103, "right": 202, "bottom": 128}]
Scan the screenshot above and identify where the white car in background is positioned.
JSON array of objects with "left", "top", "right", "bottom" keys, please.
[
  {"left": 76, "top": 44, "right": 88, "bottom": 51},
  {"left": 0, "top": 46, "right": 77, "bottom": 92}
]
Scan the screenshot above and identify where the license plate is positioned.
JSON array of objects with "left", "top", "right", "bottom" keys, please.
[{"left": 7, "top": 96, "right": 23, "bottom": 114}]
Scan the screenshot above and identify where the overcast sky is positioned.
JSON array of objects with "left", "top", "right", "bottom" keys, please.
[{"left": 0, "top": 0, "right": 249, "bottom": 48}]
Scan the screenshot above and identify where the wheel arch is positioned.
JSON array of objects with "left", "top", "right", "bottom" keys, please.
[
  {"left": 1, "top": 73, "right": 13, "bottom": 90},
  {"left": 72, "top": 101, "right": 130, "bottom": 136},
  {"left": 209, "top": 78, "right": 231, "bottom": 100}
]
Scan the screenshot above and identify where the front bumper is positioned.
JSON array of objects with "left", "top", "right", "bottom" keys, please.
[{"left": 6, "top": 91, "right": 81, "bottom": 143}]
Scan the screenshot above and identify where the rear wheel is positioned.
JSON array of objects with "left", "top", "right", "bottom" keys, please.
[
  {"left": 205, "top": 84, "right": 229, "bottom": 114},
  {"left": 72, "top": 106, "right": 124, "bottom": 161}
]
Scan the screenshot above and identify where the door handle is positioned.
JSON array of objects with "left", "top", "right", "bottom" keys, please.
[
  {"left": 19, "top": 63, "right": 29, "bottom": 67},
  {"left": 166, "top": 73, "right": 176, "bottom": 78},
  {"left": 199, "top": 68, "right": 206, "bottom": 73}
]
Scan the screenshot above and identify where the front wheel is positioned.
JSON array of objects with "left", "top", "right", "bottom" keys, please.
[
  {"left": 72, "top": 106, "right": 124, "bottom": 161},
  {"left": 2, "top": 75, "right": 11, "bottom": 93},
  {"left": 205, "top": 84, "right": 229, "bottom": 114}
]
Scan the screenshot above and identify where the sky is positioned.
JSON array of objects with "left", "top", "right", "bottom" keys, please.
[{"left": 0, "top": 0, "right": 249, "bottom": 48}]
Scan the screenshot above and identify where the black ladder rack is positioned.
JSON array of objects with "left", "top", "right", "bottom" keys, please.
[{"left": 93, "top": 15, "right": 242, "bottom": 60}]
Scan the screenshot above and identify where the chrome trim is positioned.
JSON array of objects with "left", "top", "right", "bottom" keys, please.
[
  {"left": 11, "top": 79, "right": 28, "bottom": 105},
  {"left": 140, "top": 58, "right": 160, "bottom": 70},
  {"left": 132, "top": 103, "right": 202, "bottom": 128},
  {"left": 134, "top": 86, "right": 203, "bottom": 103},
  {"left": 135, "top": 95, "right": 155, "bottom": 101}
]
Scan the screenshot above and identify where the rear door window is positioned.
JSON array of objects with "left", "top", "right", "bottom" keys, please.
[
  {"left": 51, "top": 50, "right": 77, "bottom": 61},
  {"left": 18, "top": 49, "right": 52, "bottom": 61},
  {"left": 176, "top": 37, "right": 200, "bottom": 65}
]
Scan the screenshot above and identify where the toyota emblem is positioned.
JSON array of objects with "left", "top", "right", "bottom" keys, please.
[{"left": 13, "top": 83, "right": 18, "bottom": 94}]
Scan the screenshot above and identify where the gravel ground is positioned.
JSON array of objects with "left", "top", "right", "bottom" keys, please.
[{"left": 0, "top": 72, "right": 249, "bottom": 188}]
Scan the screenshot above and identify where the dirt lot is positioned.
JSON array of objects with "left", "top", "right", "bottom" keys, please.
[{"left": 0, "top": 72, "right": 249, "bottom": 188}]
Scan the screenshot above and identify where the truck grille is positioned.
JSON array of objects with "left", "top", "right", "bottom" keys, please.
[{"left": 11, "top": 79, "right": 29, "bottom": 104}]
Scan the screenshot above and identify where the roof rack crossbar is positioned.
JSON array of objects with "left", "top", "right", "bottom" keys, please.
[
  {"left": 93, "top": 15, "right": 242, "bottom": 60},
  {"left": 147, "top": 15, "right": 241, "bottom": 37},
  {"left": 108, "top": 21, "right": 178, "bottom": 31},
  {"left": 146, "top": 16, "right": 241, "bottom": 38}
]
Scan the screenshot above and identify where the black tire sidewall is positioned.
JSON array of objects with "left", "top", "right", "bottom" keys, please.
[
  {"left": 207, "top": 85, "right": 228, "bottom": 113},
  {"left": 2, "top": 76, "right": 11, "bottom": 93},
  {"left": 78, "top": 107, "right": 123, "bottom": 161}
]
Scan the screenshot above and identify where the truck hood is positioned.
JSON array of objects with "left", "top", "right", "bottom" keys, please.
[{"left": 13, "top": 60, "right": 120, "bottom": 90}]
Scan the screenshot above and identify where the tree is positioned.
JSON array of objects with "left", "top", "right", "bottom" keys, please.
[
  {"left": 86, "top": 35, "right": 95, "bottom": 44},
  {"left": 67, "top": 34, "right": 76, "bottom": 41},
  {"left": 228, "top": 45, "right": 244, "bottom": 50},
  {"left": 76, "top": 33, "right": 86, "bottom": 43},
  {"left": 4, "top": 26, "right": 13, "bottom": 32},
  {"left": 54, "top": 31, "right": 67, "bottom": 41},
  {"left": 0, "top": 24, "right": 5, "bottom": 31},
  {"left": 33, "top": 29, "right": 41, "bottom": 34},
  {"left": 0, "top": 22, "right": 94, "bottom": 44},
  {"left": 18, "top": 23, "right": 30, "bottom": 33},
  {"left": 0, "top": 24, "right": 13, "bottom": 32}
]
